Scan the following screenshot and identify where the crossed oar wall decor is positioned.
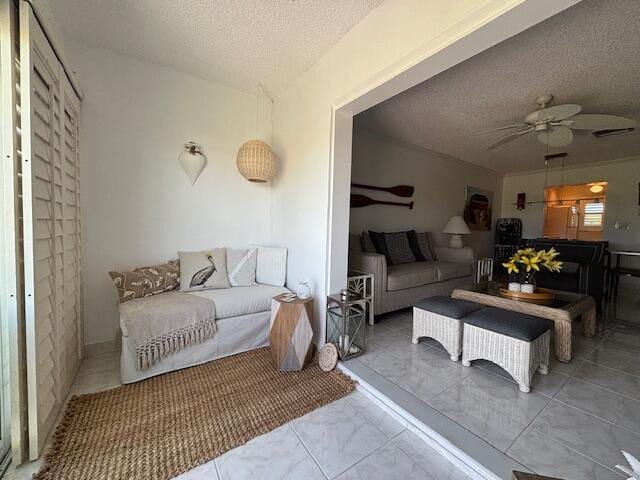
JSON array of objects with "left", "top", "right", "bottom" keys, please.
[{"left": 350, "top": 183, "right": 415, "bottom": 209}]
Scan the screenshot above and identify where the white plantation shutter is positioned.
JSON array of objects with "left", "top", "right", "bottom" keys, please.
[
  {"left": 1, "top": 0, "right": 27, "bottom": 463},
  {"left": 19, "top": 2, "right": 82, "bottom": 459},
  {"left": 61, "top": 75, "right": 83, "bottom": 381}
]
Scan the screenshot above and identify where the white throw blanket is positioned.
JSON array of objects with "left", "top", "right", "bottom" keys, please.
[{"left": 119, "top": 291, "right": 216, "bottom": 370}]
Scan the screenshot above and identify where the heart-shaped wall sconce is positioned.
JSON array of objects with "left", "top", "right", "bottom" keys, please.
[{"left": 178, "top": 141, "right": 207, "bottom": 185}]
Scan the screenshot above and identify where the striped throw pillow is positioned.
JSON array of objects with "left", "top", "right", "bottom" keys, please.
[{"left": 226, "top": 248, "right": 258, "bottom": 287}]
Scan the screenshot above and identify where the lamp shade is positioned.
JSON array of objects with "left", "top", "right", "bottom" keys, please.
[
  {"left": 236, "top": 139, "right": 276, "bottom": 183},
  {"left": 442, "top": 216, "right": 471, "bottom": 235}
]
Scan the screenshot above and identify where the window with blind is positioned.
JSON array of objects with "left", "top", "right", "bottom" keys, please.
[{"left": 582, "top": 201, "right": 605, "bottom": 230}]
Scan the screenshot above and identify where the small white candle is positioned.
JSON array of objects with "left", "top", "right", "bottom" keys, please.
[
  {"left": 521, "top": 284, "right": 535, "bottom": 294},
  {"left": 508, "top": 282, "right": 521, "bottom": 292}
]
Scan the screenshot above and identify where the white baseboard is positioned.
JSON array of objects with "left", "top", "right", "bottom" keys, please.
[{"left": 83, "top": 339, "right": 121, "bottom": 357}]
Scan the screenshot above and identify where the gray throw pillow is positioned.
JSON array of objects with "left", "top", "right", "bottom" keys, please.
[
  {"left": 226, "top": 248, "right": 257, "bottom": 287},
  {"left": 360, "top": 232, "right": 376, "bottom": 253},
  {"left": 415, "top": 232, "right": 436, "bottom": 261},
  {"left": 369, "top": 231, "right": 393, "bottom": 265},
  {"left": 179, "top": 249, "right": 230, "bottom": 291},
  {"left": 383, "top": 232, "right": 416, "bottom": 265}
]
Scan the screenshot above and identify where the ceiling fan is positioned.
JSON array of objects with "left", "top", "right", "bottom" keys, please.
[{"left": 482, "top": 94, "right": 637, "bottom": 150}]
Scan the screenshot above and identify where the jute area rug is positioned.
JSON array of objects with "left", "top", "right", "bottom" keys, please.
[{"left": 36, "top": 347, "right": 355, "bottom": 480}]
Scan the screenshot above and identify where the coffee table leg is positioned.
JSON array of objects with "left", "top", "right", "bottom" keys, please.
[
  {"left": 555, "top": 321, "right": 572, "bottom": 363},
  {"left": 583, "top": 306, "right": 596, "bottom": 338}
]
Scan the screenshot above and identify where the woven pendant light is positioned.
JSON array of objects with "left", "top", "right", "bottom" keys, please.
[
  {"left": 236, "top": 139, "right": 276, "bottom": 183},
  {"left": 237, "top": 83, "right": 277, "bottom": 183}
]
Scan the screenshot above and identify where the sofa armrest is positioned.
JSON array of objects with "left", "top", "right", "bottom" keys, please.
[
  {"left": 349, "top": 251, "right": 387, "bottom": 314},
  {"left": 434, "top": 246, "right": 475, "bottom": 265}
]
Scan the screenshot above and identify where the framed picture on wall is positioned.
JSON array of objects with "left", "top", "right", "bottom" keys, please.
[{"left": 464, "top": 186, "right": 493, "bottom": 231}]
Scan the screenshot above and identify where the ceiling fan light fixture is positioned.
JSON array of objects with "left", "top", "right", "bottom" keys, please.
[
  {"left": 537, "top": 126, "right": 573, "bottom": 147},
  {"left": 483, "top": 94, "right": 637, "bottom": 151}
]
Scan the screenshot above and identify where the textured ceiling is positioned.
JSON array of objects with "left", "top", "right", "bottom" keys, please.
[
  {"left": 49, "top": 0, "right": 383, "bottom": 95},
  {"left": 355, "top": 0, "right": 640, "bottom": 174}
]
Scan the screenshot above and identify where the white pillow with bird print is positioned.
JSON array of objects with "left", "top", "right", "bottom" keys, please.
[{"left": 178, "top": 249, "right": 230, "bottom": 291}]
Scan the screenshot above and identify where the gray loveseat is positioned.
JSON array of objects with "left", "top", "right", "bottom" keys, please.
[{"left": 349, "top": 233, "right": 475, "bottom": 318}]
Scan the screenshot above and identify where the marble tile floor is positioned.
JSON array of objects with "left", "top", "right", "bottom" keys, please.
[
  {"left": 2, "top": 349, "right": 468, "bottom": 480},
  {"left": 349, "top": 288, "right": 640, "bottom": 480}
]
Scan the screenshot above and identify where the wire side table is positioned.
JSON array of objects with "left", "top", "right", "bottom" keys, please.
[{"left": 347, "top": 270, "right": 375, "bottom": 326}]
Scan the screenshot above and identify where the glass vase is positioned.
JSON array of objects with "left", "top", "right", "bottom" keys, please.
[{"left": 520, "top": 270, "right": 536, "bottom": 294}]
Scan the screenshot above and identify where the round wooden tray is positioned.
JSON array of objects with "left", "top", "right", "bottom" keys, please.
[{"left": 499, "top": 287, "right": 554, "bottom": 305}]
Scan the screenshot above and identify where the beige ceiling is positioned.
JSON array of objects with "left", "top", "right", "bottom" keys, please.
[
  {"left": 49, "top": 0, "right": 383, "bottom": 95},
  {"left": 355, "top": 0, "right": 640, "bottom": 174}
]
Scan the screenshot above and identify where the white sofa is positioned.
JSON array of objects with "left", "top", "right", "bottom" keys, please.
[
  {"left": 120, "top": 250, "right": 289, "bottom": 384},
  {"left": 349, "top": 234, "right": 475, "bottom": 317}
]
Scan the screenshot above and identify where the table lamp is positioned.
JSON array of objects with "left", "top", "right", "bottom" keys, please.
[{"left": 442, "top": 216, "right": 471, "bottom": 248}]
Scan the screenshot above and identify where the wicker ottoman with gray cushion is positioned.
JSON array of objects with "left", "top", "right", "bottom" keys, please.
[
  {"left": 462, "top": 308, "right": 553, "bottom": 393},
  {"left": 412, "top": 296, "right": 484, "bottom": 361}
]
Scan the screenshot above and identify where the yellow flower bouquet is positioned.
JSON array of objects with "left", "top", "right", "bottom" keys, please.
[{"left": 502, "top": 247, "right": 563, "bottom": 276}]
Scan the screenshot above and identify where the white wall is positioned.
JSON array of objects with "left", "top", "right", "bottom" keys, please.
[
  {"left": 270, "top": 0, "right": 577, "bottom": 342},
  {"left": 349, "top": 130, "right": 503, "bottom": 257},
  {"left": 65, "top": 37, "right": 273, "bottom": 346},
  {"left": 501, "top": 157, "right": 640, "bottom": 247},
  {"left": 501, "top": 157, "right": 640, "bottom": 279}
]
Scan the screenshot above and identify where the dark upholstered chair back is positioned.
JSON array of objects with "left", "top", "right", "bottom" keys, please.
[{"left": 530, "top": 239, "right": 608, "bottom": 309}]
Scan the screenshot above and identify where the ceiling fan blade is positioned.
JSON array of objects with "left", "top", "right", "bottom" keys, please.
[
  {"left": 534, "top": 104, "right": 582, "bottom": 122},
  {"left": 566, "top": 114, "right": 637, "bottom": 130},
  {"left": 480, "top": 124, "right": 528, "bottom": 133},
  {"left": 486, "top": 127, "right": 533, "bottom": 150},
  {"left": 537, "top": 126, "right": 574, "bottom": 147}
]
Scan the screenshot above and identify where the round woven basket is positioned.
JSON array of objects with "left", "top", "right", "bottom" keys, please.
[{"left": 236, "top": 139, "right": 276, "bottom": 182}]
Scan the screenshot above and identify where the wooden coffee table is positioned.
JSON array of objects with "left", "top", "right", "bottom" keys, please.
[{"left": 452, "top": 283, "right": 596, "bottom": 363}]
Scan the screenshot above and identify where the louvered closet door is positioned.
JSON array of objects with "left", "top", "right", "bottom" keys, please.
[
  {"left": 61, "top": 75, "right": 82, "bottom": 384},
  {"left": 19, "top": 2, "right": 81, "bottom": 459}
]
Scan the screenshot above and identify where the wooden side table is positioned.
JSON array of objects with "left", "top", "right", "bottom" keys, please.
[{"left": 269, "top": 294, "right": 314, "bottom": 371}]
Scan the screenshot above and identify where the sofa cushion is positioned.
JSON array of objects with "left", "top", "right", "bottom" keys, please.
[
  {"left": 189, "top": 284, "right": 290, "bottom": 319},
  {"left": 383, "top": 232, "right": 416, "bottom": 265},
  {"left": 414, "top": 295, "right": 483, "bottom": 319},
  {"left": 536, "top": 271, "right": 578, "bottom": 292},
  {"left": 387, "top": 263, "right": 438, "bottom": 291},
  {"left": 349, "top": 234, "right": 362, "bottom": 253},
  {"left": 464, "top": 308, "right": 554, "bottom": 342},
  {"left": 430, "top": 261, "right": 473, "bottom": 281},
  {"left": 179, "top": 249, "right": 230, "bottom": 291},
  {"left": 415, "top": 232, "right": 436, "bottom": 261},
  {"left": 406, "top": 230, "right": 426, "bottom": 261},
  {"left": 360, "top": 233, "right": 376, "bottom": 253},
  {"left": 109, "top": 260, "right": 180, "bottom": 303},
  {"left": 369, "top": 231, "right": 393, "bottom": 264},
  {"left": 251, "top": 245, "right": 287, "bottom": 287},
  {"left": 226, "top": 248, "right": 257, "bottom": 287}
]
